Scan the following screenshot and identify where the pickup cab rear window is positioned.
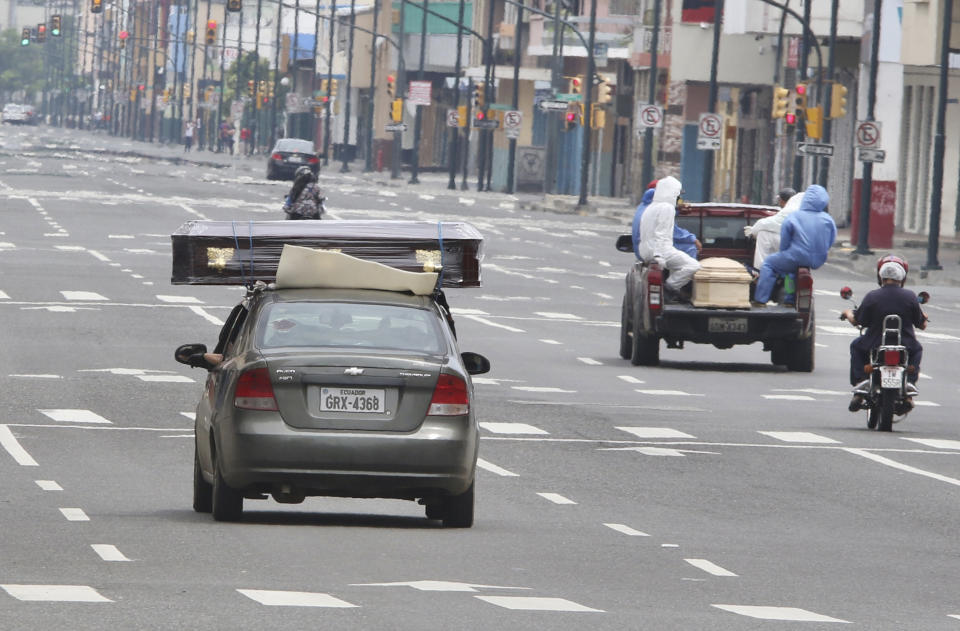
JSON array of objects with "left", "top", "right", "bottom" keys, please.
[{"left": 677, "top": 216, "right": 751, "bottom": 250}]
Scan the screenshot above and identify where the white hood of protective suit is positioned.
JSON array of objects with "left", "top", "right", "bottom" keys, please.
[
  {"left": 749, "top": 192, "right": 802, "bottom": 235},
  {"left": 637, "top": 176, "right": 683, "bottom": 261}
]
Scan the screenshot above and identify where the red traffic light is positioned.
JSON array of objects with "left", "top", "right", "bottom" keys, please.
[
  {"left": 475, "top": 111, "right": 485, "bottom": 120},
  {"left": 795, "top": 84, "right": 807, "bottom": 95},
  {"left": 207, "top": 20, "right": 217, "bottom": 29},
  {"left": 138, "top": 84, "right": 145, "bottom": 91},
  {"left": 38, "top": 24, "right": 46, "bottom": 34},
  {"left": 784, "top": 112, "right": 797, "bottom": 125},
  {"left": 119, "top": 30, "right": 129, "bottom": 40},
  {"left": 565, "top": 111, "right": 576, "bottom": 122},
  {"left": 387, "top": 74, "right": 395, "bottom": 82}
]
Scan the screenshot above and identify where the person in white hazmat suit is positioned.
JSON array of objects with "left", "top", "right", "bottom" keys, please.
[
  {"left": 744, "top": 192, "right": 803, "bottom": 269},
  {"left": 637, "top": 176, "right": 701, "bottom": 297}
]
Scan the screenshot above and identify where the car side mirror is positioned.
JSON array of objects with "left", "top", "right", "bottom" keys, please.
[
  {"left": 175, "top": 343, "right": 211, "bottom": 369},
  {"left": 461, "top": 351, "right": 490, "bottom": 376},
  {"left": 615, "top": 234, "right": 633, "bottom": 253}
]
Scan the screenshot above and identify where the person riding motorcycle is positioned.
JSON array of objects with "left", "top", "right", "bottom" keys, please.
[
  {"left": 283, "top": 166, "right": 324, "bottom": 220},
  {"left": 841, "top": 255, "right": 928, "bottom": 411}
]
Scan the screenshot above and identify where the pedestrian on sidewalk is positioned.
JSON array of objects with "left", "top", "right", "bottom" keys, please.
[{"left": 184, "top": 120, "right": 195, "bottom": 152}]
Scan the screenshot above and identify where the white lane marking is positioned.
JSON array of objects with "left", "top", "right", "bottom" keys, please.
[
  {"left": 476, "top": 596, "right": 603, "bottom": 612},
  {"left": 60, "top": 291, "right": 108, "bottom": 301},
  {"left": 539, "top": 339, "right": 562, "bottom": 345},
  {"left": 577, "top": 357, "right": 602, "bottom": 365},
  {"left": 354, "top": 580, "right": 527, "bottom": 592},
  {"left": 450, "top": 307, "right": 489, "bottom": 316},
  {"left": 40, "top": 409, "right": 111, "bottom": 424},
  {"left": 914, "top": 400, "right": 940, "bottom": 407},
  {"left": 601, "top": 446, "right": 721, "bottom": 456},
  {"left": 136, "top": 375, "right": 195, "bottom": 383},
  {"left": 181, "top": 412, "right": 196, "bottom": 420},
  {"left": 511, "top": 386, "right": 576, "bottom": 393},
  {"left": 480, "top": 422, "right": 548, "bottom": 435},
  {"left": 189, "top": 305, "right": 225, "bottom": 326},
  {"left": 635, "top": 389, "right": 704, "bottom": 397},
  {"left": 759, "top": 431, "right": 840, "bottom": 444},
  {"left": 537, "top": 492, "right": 576, "bottom": 505},
  {"left": 950, "top": 614, "right": 960, "bottom": 620},
  {"left": 87, "top": 250, "right": 111, "bottom": 262},
  {"left": 458, "top": 197, "right": 475, "bottom": 206},
  {"left": 36, "top": 480, "right": 63, "bottom": 491},
  {"left": 594, "top": 292, "right": 613, "bottom": 299},
  {"left": 762, "top": 394, "right": 816, "bottom": 401},
  {"left": 772, "top": 388, "right": 848, "bottom": 396},
  {"left": 574, "top": 229, "right": 598, "bottom": 236},
  {"left": 617, "top": 427, "right": 696, "bottom": 439},
  {"left": 604, "top": 523, "right": 650, "bottom": 537},
  {"left": 9, "top": 374, "right": 62, "bottom": 379},
  {"left": 0, "top": 242, "right": 15, "bottom": 250},
  {"left": 845, "top": 448, "right": 960, "bottom": 487},
  {"left": 662, "top": 544, "right": 680, "bottom": 548},
  {"left": 60, "top": 508, "right": 90, "bottom": 521},
  {"left": 0, "top": 290, "right": 8, "bottom": 299},
  {"left": 712, "top": 604, "right": 850, "bottom": 623},
  {"left": 0, "top": 585, "right": 112, "bottom": 603},
  {"left": 91, "top": 545, "right": 132, "bottom": 562},
  {"left": 534, "top": 312, "right": 582, "bottom": 320},
  {"left": 419, "top": 194, "right": 436, "bottom": 201},
  {"left": 476, "top": 458, "right": 519, "bottom": 477},
  {"left": 617, "top": 375, "right": 645, "bottom": 384},
  {"left": 108, "top": 234, "right": 135, "bottom": 239},
  {"left": 463, "top": 314, "right": 525, "bottom": 333},
  {"left": 124, "top": 248, "right": 156, "bottom": 254},
  {"left": 902, "top": 438, "right": 960, "bottom": 450},
  {"left": 685, "top": 559, "right": 738, "bottom": 577},
  {"left": 237, "top": 589, "right": 357, "bottom": 608},
  {"left": 0, "top": 425, "right": 39, "bottom": 466}
]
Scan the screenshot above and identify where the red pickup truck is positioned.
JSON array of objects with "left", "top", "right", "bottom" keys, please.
[{"left": 617, "top": 203, "right": 816, "bottom": 371}]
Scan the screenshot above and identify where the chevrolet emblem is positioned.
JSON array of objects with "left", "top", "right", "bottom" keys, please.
[{"left": 344, "top": 367, "right": 364, "bottom": 376}]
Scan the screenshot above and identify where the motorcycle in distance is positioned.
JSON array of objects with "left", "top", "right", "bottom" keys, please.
[
  {"left": 282, "top": 194, "right": 326, "bottom": 220},
  {"left": 839, "top": 286, "right": 930, "bottom": 432}
]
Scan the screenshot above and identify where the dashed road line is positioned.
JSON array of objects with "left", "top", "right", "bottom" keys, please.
[
  {"left": 617, "top": 427, "right": 696, "bottom": 439},
  {"left": 604, "top": 523, "right": 649, "bottom": 537},
  {"left": 577, "top": 357, "right": 602, "bottom": 365},
  {"left": 0, "top": 584, "right": 112, "bottom": 603},
  {"left": 712, "top": 604, "right": 850, "bottom": 623},
  {"left": 901, "top": 438, "right": 960, "bottom": 450},
  {"left": 91, "top": 544, "right": 132, "bottom": 562},
  {"left": 511, "top": 386, "right": 575, "bottom": 393},
  {"left": 39, "top": 409, "right": 112, "bottom": 424},
  {"left": 60, "top": 508, "right": 90, "bottom": 522},
  {"left": 476, "top": 458, "right": 519, "bottom": 477},
  {"left": 685, "top": 559, "right": 738, "bottom": 577},
  {"left": 634, "top": 389, "right": 704, "bottom": 397},
  {"left": 0, "top": 425, "right": 39, "bottom": 466},
  {"left": 539, "top": 339, "right": 562, "bottom": 345},
  {"left": 60, "top": 290, "right": 108, "bottom": 301},
  {"left": 237, "top": 589, "right": 357, "bottom": 608},
  {"left": 480, "top": 422, "right": 548, "bottom": 435},
  {"left": 762, "top": 394, "right": 816, "bottom": 401},
  {"left": 476, "top": 596, "right": 603, "bottom": 612},
  {"left": 537, "top": 492, "right": 576, "bottom": 505},
  {"left": 759, "top": 431, "right": 840, "bottom": 444},
  {"left": 617, "top": 375, "right": 645, "bottom": 384},
  {"left": 36, "top": 480, "right": 62, "bottom": 491}
]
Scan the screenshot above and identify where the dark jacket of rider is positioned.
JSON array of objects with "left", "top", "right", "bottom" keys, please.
[{"left": 849, "top": 284, "right": 926, "bottom": 385}]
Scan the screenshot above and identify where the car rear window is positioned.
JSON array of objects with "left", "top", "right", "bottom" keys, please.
[
  {"left": 275, "top": 139, "right": 314, "bottom": 153},
  {"left": 257, "top": 302, "right": 444, "bottom": 353},
  {"left": 677, "top": 215, "right": 751, "bottom": 250}
]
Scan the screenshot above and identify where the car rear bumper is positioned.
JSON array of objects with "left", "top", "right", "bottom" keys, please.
[
  {"left": 655, "top": 305, "right": 807, "bottom": 345},
  {"left": 216, "top": 413, "right": 478, "bottom": 497}
]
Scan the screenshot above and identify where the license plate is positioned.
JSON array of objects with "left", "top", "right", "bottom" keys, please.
[
  {"left": 879, "top": 366, "right": 903, "bottom": 389},
  {"left": 708, "top": 317, "right": 748, "bottom": 333},
  {"left": 320, "top": 387, "right": 385, "bottom": 413},
  {"left": 288, "top": 155, "right": 303, "bottom": 163}
]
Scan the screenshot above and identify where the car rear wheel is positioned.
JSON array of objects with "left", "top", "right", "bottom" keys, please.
[
  {"left": 193, "top": 444, "right": 212, "bottom": 513},
  {"left": 619, "top": 296, "right": 632, "bottom": 360},
  {"left": 441, "top": 482, "right": 474, "bottom": 528},
  {"left": 211, "top": 450, "right": 243, "bottom": 522}
]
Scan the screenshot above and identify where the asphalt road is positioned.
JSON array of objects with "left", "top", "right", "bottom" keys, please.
[{"left": 2, "top": 124, "right": 960, "bottom": 630}]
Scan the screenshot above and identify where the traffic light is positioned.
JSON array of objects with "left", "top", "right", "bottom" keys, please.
[
  {"left": 183, "top": 84, "right": 192, "bottom": 100},
  {"left": 473, "top": 82, "right": 485, "bottom": 110},
  {"left": 830, "top": 82, "right": 848, "bottom": 119},
  {"left": 391, "top": 98, "right": 403, "bottom": 122},
  {"left": 227, "top": 0, "right": 242, "bottom": 12},
  {"left": 793, "top": 83, "right": 808, "bottom": 112},
  {"left": 20, "top": 27, "right": 30, "bottom": 46},
  {"left": 804, "top": 106, "right": 823, "bottom": 139},
  {"left": 205, "top": 20, "right": 217, "bottom": 45},
  {"left": 386, "top": 74, "right": 395, "bottom": 99},
  {"left": 51, "top": 15, "right": 62, "bottom": 37},
  {"left": 596, "top": 78, "right": 613, "bottom": 104},
  {"left": 784, "top": 111, "right": 797, "bottom": 126},
  {"left": 329, "top": 79, "right": 338, "bottom": 98},
  {"left": 163, "top": 88, "right": 170, "bottom": 103},
  {"left": 564, "top": 109, "right": 577, "bottom": 131},
  {"left": 457, "top": 104, "right": 467, "bottom": 128},
  {"left": 247, "top": 80, "right": 254, "bottom": 96},
  {"left": 91, "top": 0, "right": 102, "bottom": 13},
  {"left": 590, "top": 103, "right": 606, "bottom": 129},
  {"left": 569, "top": 75, "right": 582, "bottom": 96},
  {"left": 36, "top": 24, "right": 46, "bottom": 43},
  {"left": 772, "top": 84, "right": 789, "bottom": 119}
]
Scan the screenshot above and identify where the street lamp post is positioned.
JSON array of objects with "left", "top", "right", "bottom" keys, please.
[
  {"left": 446, "top": 0, "right": 466, "bottom": 189},
  {"left": 364, "top": 0, "right": 380, "bottom": 172},
  {"left": 341, "top": 0, "right": 357, "bottom": 172},
  {"left": 923, "top": 0, "right": 953, "bottom": 270},
  {"left": 855, "top": 0, "right": 882, "bottom": 255},
  {"left": 576, "top": 0, "right": 597, "bottom": 207},
  {"left": 408, "top": 0, "right": 428, "bottom": 183}
]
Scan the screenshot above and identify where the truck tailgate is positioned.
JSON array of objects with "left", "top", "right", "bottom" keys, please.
[{"left": 655, "top": 303, "right": 805, "bottom": 345}]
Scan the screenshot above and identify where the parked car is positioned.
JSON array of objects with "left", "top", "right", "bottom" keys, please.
[
  {"left": 176, "top": 284, "right": 489, "bottom": 527},
  {"left": 2, "top": 104, "right": 26, "bottom": 124},
  {"left": 19, "top": 104, "right": 37, "bottom": 125},
  {"left": 266, "top": 138, "right": 320, "bottom": 180}
]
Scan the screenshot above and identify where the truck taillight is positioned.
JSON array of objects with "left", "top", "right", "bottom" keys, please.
[
  {"left": 647, "top": 266, "right": 663, "bottom": 313},
  {"left": 427, "top": 374, "right": 469, "bottom": 416},
  {"left": 796, "top": 270, "right": 813, "bottom": 311},
  {"left": 234, "top": 368, "right": 278, "bottom": 411}
]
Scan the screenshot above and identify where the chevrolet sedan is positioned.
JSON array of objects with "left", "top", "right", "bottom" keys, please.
[
  {"left": 266, "top": 138, "right": 320, "bottom": 180},
  {"left": 176, "top": 285, "right": 489, "bottom": 527}
]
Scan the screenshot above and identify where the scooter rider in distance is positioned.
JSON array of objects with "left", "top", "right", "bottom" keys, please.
[
  {"left": 283, "top": 166, "right": 325, "bottom": 220},
  {"left": 841, "top": 256, "right": 928, "bottom": 412}
]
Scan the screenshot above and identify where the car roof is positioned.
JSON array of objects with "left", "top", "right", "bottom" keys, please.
[
  {"left": 274, "top": 139, "right": 314, "bottom": 151},
  {"left": 252, "top": 287, "right": 438, "bottom": 310},
  {"left": 678, "top": 202, "right": 779, "bottom": 217}
]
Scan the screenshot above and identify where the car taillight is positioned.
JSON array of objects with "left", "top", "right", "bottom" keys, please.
[
  {"left": 883, "top": 350, "right": 901, "bottom": 366},
  {"left": 307, "top": 156, "right": 319, "bottom": 164},
  {"left": 234, "top": 368, "right": 278, "bottom": 411},
  {"left": 796, "top": 270, "right": 813, "bottom": 311},
  {"left": 427, "top": 374, "right": 469, "bottom": 416},
  {"left": 647, "top": 266, "right": 663, "bottom": 313},
  {"left": 271, "top": 153, "right": 282, "bottom": 160}
]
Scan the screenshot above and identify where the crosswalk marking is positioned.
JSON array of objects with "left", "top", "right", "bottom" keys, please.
[
  {"left": 40, "top": 409, "right": 112, "bottom": 424},
  {"left": 537, "top": 492, "right": 576, "bottom": 505},
  {"left": 36, "top": 480, "right": 62, "bottom": 491},
  {"left": 712, "top": 604, "right": 850, "bottom": 623},
  {"left": 902, "top": 438, "right": 960, "bottom": 450},
  {"left": 604, "top": 523, "right": 650, "bottom": 537},
  {"left": 237, "top": 589, "right": 357, "bottom": 608},
  {"left": 1, "top": 584, "right": 112, "bottom": 603},
  {"left": 759, "top": 431, "right": 840, "bottom": 444},
  {"left": 0, "top": 425, "right": 38, "bottom": 466},
  {"left": 617, "top": 427, "right": 696, "bottom": 439},
  {"left": 480, "top": 422, "right": 548, "bottom": 435},
  {"left": 60, "top": 291, "right": 108, "bottom": 301},
  {"left": 91, "top": 544, "right": 132, "bottom": 562},
  {"left": 476, "top": 596, "right": 603, "bottom": 612},
  {"left": 685, "top": 559, "right": 738, "bottom": 577},
  {"left": 476, "top": 458, "right": 519, "bottom": 477},
  {"left": 60, "top": 508, "right": 90, "bottom": 521}
]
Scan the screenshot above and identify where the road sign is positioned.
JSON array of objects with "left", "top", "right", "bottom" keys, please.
[
  {"left": 539, "top": 100, "right": 570, "bottom": 112},
  {"left": 554, "top": 93, "right": 583, "bottom": 102},
  {"left": 446, "top": 110, "right": 460, "bottom": 127},
  {"left": 407, "top": 80, "right": 432, "bottom": 106},
  {"left": 385, "top": 122, "right": 407, "bottom": 132},
  {"left": 855, "top": 120, "right": 881, "bottom": 149},
  {"left": 857, "top": 147, "right": 886, "bottom": 163},
  {"left": 637, "top": 104, "right": 663, "bottom": 129},
  {"left": 503, "top": 110, "right": 522, "bottom": 130},
  {"left": 593, "top": 42, "right": 608, "bottom": 67},
  {"left": 473, "top": 119, "right": 499, "bottom": 129},
  {"left": 697, "top": 113, "right": 722, "bottom": 150},
  {"left": 796, "top": 142, "right": 835, "bottom": 156}
]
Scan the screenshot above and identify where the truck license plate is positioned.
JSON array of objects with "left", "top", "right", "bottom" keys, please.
[
  {"left": 708, "top": 317, "right": 748, "bottom": 333},
  {"left": 320, "top": 387, "right": 385, "bottom": 413}
]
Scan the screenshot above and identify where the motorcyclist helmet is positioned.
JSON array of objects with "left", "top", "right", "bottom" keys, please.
[
  {"left": 876, "top": 255, "right": 908, "bottom": 287},
  {"left": 294, "top": 166, "right": 314, "bottom": 181}
]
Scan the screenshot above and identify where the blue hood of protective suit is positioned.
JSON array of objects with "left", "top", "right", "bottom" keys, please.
[
  {"left": 642, "top": 188, "right": 655, "bottom": 204},
  {"left": 779, "top": 184, "right": 837, "bottom": 269}
]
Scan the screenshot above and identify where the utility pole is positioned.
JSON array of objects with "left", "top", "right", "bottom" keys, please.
[
  {"left": 409, "top": 0, "right": 427, "bottom": 183},
  {"left": 703, "top": 0, "right": 724, "bottom": 200},
  {"left": 253, "top": 0, "right": 264, "bottom": 153},
  {"left": 923, "top": 0, "right": 952, "bottom": 270},
  {"left": 271, "top": 0, "right": 283, "bottom": 150},
  {"left": 446, "top": 0, "right": 466, "bottom": 189},
  {"left": 576, "top": 0, "right": 597, "bottom": 206},
  {"left": 818, "top": 0, "right": 838, "bottom": 187},
  {"left": 311, "top": 0, "right": 320, "bottom": 150},
  {"left": 478, "top": 0, "right": 495, "bottom": 191},
  {"left": 640, "top": 0, "right": 661, "bottom": 189},
  {"left": 364, "top": 0, "right": 380, "bottom": 172},
  {"left": 324, "top": 0, "right": 335, "bottom": 164},
  {"left": 855, "top": 0, "right": 882, "bottom": 255},
  {"left": 505, "top": 0, "right": 523, "bottom": 194},
  {"left": 341, "top": 0, "right": 356, "bottom": 172},
  {"left": 392, "top": 0, "right": 406, "bottom": 178},
  {"left": 792, "top": 0, "right": 811, "bottom": 189},
  {"left": 543, "top": 0, "right": 562, "bottom": 194}
]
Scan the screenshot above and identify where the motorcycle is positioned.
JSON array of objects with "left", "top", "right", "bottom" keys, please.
[
  {"left": 839, "top": 286, "right": 929, "bottom": 432},
  {"left": 282, "top": 191, "right": 326, "bottom": 220}
]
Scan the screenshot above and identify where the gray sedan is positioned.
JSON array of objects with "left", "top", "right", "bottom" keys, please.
[{"left": 176, "top": 286, "right": 489, "bottom": 527}]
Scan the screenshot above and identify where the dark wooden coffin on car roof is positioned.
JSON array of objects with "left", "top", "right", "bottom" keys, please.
[{"left": 170, "top": 219, "right": 484, "bottom": 287}]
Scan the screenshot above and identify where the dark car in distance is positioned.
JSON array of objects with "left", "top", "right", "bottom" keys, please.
[{"left": 266, "top": 138, "right": 320, "bottom": 180}]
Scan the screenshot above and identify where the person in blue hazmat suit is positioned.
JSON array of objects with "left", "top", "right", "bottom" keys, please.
[
  {"left": 752, "top": 184, "right": 837, "bottom": 306},
  {"left": 632, "top": 180, "right": 701, "bottom": 260},
  {"left": 637, "top": 176, "right": 702, "bottom": 297}
]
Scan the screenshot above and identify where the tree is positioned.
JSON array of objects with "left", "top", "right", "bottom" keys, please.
[{"left": 0, "top": 29, "right": 45, "bottom": 100}]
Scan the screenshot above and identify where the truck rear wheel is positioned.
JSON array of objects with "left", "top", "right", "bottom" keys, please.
[
  {"left": 785, "top": 315, "right": 815, "bottom": 372},
  {"left": 631, "top": 313, "right": 660, "bottom": 366},
  {"left": 619, "top": 296, "right": 632, "bottom": 360}
]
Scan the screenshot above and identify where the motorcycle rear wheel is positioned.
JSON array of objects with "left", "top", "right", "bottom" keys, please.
[
  {"left": 867, "top": 407, "right": 879, "bottom": 430},
  {"left": 878, "top": 389, "right": 895, "bottom": 432}
]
